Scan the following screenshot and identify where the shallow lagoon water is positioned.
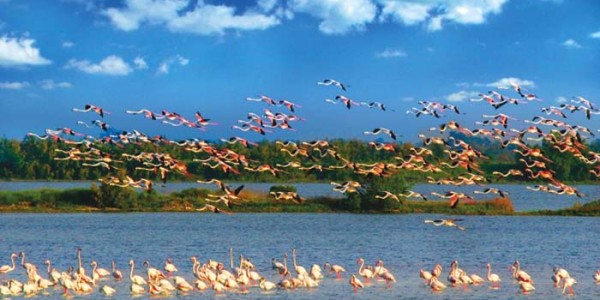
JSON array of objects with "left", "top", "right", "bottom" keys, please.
[{"left": 0, "top": 213, "right": 599, "bottom": 299}]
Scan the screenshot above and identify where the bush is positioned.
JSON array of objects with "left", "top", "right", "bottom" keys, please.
[
  {"left": 342, "top": 174, "right": 411, "bottom": 212},
  {"left": 91, "top": 183, "right": 137, "bottom": 209}
]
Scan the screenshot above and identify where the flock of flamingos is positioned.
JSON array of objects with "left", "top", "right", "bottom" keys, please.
[
  {"left": 0, "top": 248, "right": 599, "bottom": 296},
  {"left": 16, "top": 79, "right": 600, "bottom": 297},
  {"left": 25, "top": 78, "right": 600, "bottom": 213}
]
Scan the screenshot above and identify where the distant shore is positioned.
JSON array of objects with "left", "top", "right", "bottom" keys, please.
[{"left": 0, "top": 187, "right": 598, "bottom": 216}]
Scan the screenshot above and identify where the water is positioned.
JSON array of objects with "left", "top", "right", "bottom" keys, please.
[
  {"left": 0, "top": 213, "right": 599, "bottom": 299},
  {"left": 1, "top": 181, "right": 598, "bottom": 212}
]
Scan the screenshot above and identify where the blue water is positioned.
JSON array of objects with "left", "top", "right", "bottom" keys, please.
[
  {"left": 0, "top": 213, "right": 599, "bottom": 299},
  {"left": 1, "top": 181, "right": 598, "bottom": 212}
]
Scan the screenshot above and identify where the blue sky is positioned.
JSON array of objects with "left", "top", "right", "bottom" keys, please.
[{"left": 0, "top": 0, "right": 598, "bottom": 142}]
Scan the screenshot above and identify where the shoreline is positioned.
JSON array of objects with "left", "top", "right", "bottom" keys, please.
[{"left": 1, "top": 187, "right": 597, "bottom": 216}]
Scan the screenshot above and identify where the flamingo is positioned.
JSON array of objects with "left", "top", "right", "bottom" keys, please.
[
  {"left": 164, "top": 258, "right": 178, "bottom": 277},
  {"left": 73, "top": 104, "right": 110, "bottom": 118},
  {"left": 379, "top": 269, "right": 396, "bottom": 288},
  {"left": 130, "top": 283, "right": 145, "bottom": 294},
  {"left": 125, "top": 108, "right": 163, "bottom": 120},
  {"left": 128, "top": 260, "right": 147, "bottom": 285},
  {"left": 44, "top": 260, "right": 61, "bottom": 283},
  {"left": 173, "top": 276, "right": 194, "bottom": 293},
  {"left": 101, "top": 285, "right": 117, "bottom": 295},
  {"left": 349, "top": 274, "right": 364, "bottom": 292},
  {"left": 291, "top": 248, "right": 308, "bottom": 276},
  {"left": 486, "top": 263, "right": 501, "bottom": 288},
  {"left": 259, "top": 277, "right": 276, "bottom": 291},
  {"left": 424, "top": 219, "right": 466, "bottom": 231},
  {"left": 429, "top": 276, "right": 446, "bottom": 291},
  {"left": 419, "top": 269, "right": 432, "bottom": 283},
  {"left": 519, "top": 280, "right": 535, "bottom": 294},
  {"left": 91, "top": 261, "right": 111, "bottom": 279},
  {"left": 512, "top": 261, "right": 533, "bottom": 283},
  {"left": 356, "top": 258, "right": 374, "bottom": 283},
  {"left": 364, "top": 127, "right": 397, "bottom": 140},
  {"left": 324, "top": 262, "right": 346, "bottom": 279},
  {"left": 317, "top": 79, "right": 347, "bottom": 91},
  {"left": 112, "top": 261, "right": 123, "bottom": 280},
  {"left": 0, "top": 253, "right": 18, "bottom": 279}
]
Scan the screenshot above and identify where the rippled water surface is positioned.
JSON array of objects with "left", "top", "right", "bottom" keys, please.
[
  {"left": 0, "top": 213, "right": 599, "bottom": 299},
  {"left": 1, "top": 181, "right": 599, "bottom": 211}
]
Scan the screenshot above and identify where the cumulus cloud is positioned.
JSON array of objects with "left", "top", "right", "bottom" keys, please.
[
  {"left": 39, "top": 80, "right": 72, "bottom": 90},
  {"left": 379, "top": 0, "right": 508, "bottom": 32},
  {"left": 290, "top": 0, "right": 377, "bottom": 34},
  {"left": 562, "top": 38, "right": 581, "bottom": 49},
  {"left": 0, "top": 81, "right": 29, "bottom": 90},
  {"left": 65, "top": 55, "right": 132, "bottom": 76},
  {"left": 0, "top": 36, "right": 51, "bottom": 66},
  {"left": 591, "top": 31, "right": 600, "bottom": 39},
  {"left": 379, "top": 1, "right": 430, "bottom": 25},
  {"left": 103, "top": 0, "right": 279, "bottom": 35},
  {"left": 446, "top": 90, "right": 479, "bottom": 102},
  {"left": 133, "top": 56, "right": 148, "bottom": 69},
  {"left": 156, "top": 54, "right": 189, "bottom": 75},
  {"left": 487, "top": 77, "right": 535, "bottom": 89},
  {"left": 375, "top": 48, "right": 407, "bottom": 58}
]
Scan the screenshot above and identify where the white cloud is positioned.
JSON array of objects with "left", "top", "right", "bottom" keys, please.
[
  {"left": 402, "top": 96, "right": 415, "bottom": 102},
  {"left": 375, "top": 48, "right": 407, "bottom": 58},
  {"left": 0, "top": 35, "right": 51, "bottom": 66},
  {"left": 591, "top": 31, "right": 600, "bottom": 39},
  {"left": 487, "top": 77, "right": 535, "bottom": 89},
  {"left": 39, "top": 80, "right": 72, "bottom": 90},
  {"left": 62, "top": 41, "right": 75, "bottom": 48},
  {"left": 446, "top": 90, "right": 479, "bottom": 102},
  {"left": 379, "top": 1, "right": 431, "bottom": 25},
  {"left": 133, "top": 56, "right": 148, "bottom": 69},
  {"left": 562, "top": 38, "right": 581, "bottom": 49},
  {"left": 290, "top": 0, "right": 377, "bottom": 35},
  {"left": 156, "top": 54, "right": 189, "bottom": 75},
  {"left": 102, "top": 0, "right": 187, "bottom": 32},
  {"left": 66, "top": 55, "right": 132, "bottom": 76},
  {"left": 379, "top": 0, "right": 508, "bottom": 32},
  {"left": 555, "top": 96, "right": 567, "bottom": 103},
  {"left": 103, "top": 0, "right": 279, "bottom": 35},
  {"left": 0, "top": 81, "right": 29, "bottom": 90}
]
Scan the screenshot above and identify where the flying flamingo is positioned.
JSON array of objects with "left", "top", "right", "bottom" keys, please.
[
  {"left": 317, "top": 79, "right": 347, "bottom": 91},
  {"left": 73, "top": 104, "right": 110, "bottom": 117},
  {"left": 364, "top": 127, "right": 397, "bottom": 140}
]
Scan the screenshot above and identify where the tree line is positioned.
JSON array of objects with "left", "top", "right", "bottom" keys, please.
[{"left": 0, "top": 134, "right": 598, "bottom": 183}]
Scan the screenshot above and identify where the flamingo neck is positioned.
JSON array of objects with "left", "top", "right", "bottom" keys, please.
[{"left": 130, "top": 263, "right": 135, "bottom": 279}]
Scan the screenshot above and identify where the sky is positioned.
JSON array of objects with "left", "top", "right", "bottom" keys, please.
[{"left": 0, "top": 0, "right": 599, "bottom": 143}]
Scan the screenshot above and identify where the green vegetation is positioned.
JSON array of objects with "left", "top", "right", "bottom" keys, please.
[
  {"left": 2, "top": 185, "right": 597, "bottom": 216},
  {"left": 523, "top": 200, "right": 600, "bottom": 216}
]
